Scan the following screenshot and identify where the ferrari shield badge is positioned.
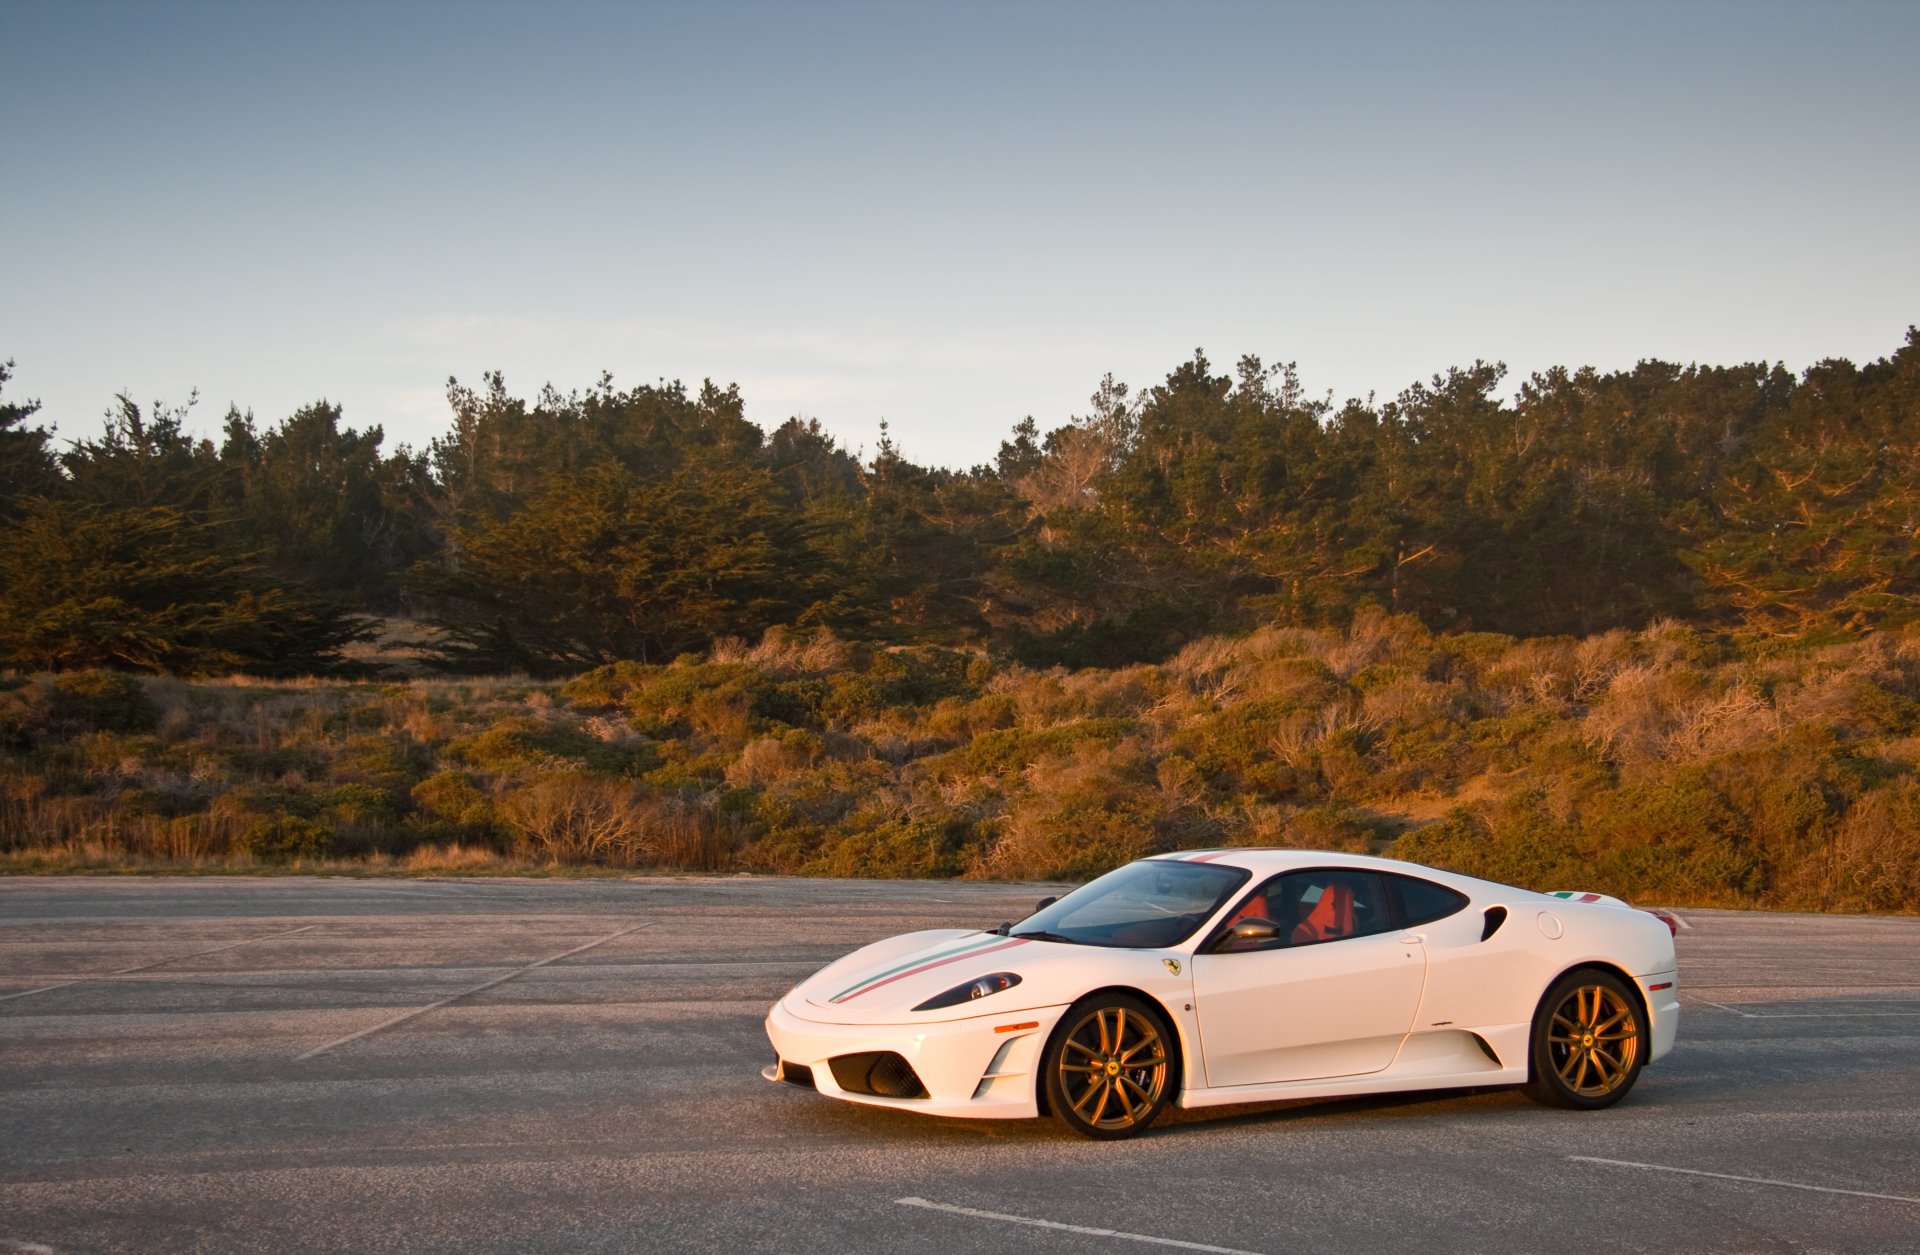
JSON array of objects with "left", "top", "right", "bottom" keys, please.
[{"left": 1163, "top": 958, "right": 1182, "bottom": 976}]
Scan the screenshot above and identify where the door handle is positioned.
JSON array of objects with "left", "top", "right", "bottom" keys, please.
[{"left": 1397, "top": 935, "right": 1424, "bottom": 945}]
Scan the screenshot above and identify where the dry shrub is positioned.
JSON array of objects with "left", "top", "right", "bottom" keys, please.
[
  {"left": 1167, "top": 634, "right": 1245, "bottom": 703},
  {"left": 1320, "top": 609, "right": 1431, "bottom": 679},
  {"left": 1479, "top": 637, "right": 1578, "bottom": 707},
  {"left": 1829, "top": 783, "right": 1920, "bottom": 911},
  {"left": 709, "top": 625, "right": 851, "bottom": 676},
  {"left": 1360, "top": 676, "right": 1460, "bottom": 726},
  {"left": 1235, "top": 656, "right": 1342, "bottom": 708},
  {"left": 1572, "top": 629, "right": 1635, "bottom": 698},
  {"left": 1584, "top": 665, "right": 1779, "bottom": 767},
  {"left": 688, "top": 688, "right": 752, "bottom": 740},
  {"left": 1270, "top": 699, "right": 1378, "bottom": 770},
  {"left": 399, "top": 842, "right": 510, "bottom": 872},
  {"left": 1665, "top": 685, "right": 1780, "bottom": 761},
  {"left": 1056, "top": 666, "right": 1162, "bottom": 719},
  {"left": 726, "top": 730, "right": 827, "bottom": 786},
  {"left": 644, "top": 798, "right": 736, "bottom": 871},
  {"left": 499, "top": 774, "right": 650, "bottom": 863},
  {"left": 988, "top": 668, "right": 1074, "bottom": 728},
  {"left": 973, "top": 739, "right": 1162, "bottom": 879}
]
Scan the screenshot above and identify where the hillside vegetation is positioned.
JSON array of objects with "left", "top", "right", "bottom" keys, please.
[
  {"left": 5, "top": 617, "right": 1916, "bottom": 911},
  {"left": 5, "top": 333, "right": 1918, "bottom": 905}
]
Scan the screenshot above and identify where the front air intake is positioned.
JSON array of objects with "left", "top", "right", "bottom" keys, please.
[{"left": 828, "top": 1051, "right": 929, "bottom": 1099}]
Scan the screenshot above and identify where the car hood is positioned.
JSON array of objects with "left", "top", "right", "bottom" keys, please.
[{"left": 785, "top": 928, "right": 1182, "bottom": 1025}]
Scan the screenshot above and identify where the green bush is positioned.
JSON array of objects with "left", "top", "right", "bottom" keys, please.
[
  {"left": 49, "top": 671, "right": 160, "bottom": 734},
  {"left": 233, "top": 815, "right": 333, "bottom": 861}
]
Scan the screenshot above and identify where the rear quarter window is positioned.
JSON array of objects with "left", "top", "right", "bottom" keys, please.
[{"left": 1389, "top": 874, "right": 1470, "bottom": 926}]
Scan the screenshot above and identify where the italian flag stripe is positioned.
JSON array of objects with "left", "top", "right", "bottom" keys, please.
[
  {"left": 828, "top": 933, "right": 1012, "bottom": 1003},
  {"left": 832, "top": 937, "right": 1030, "bottom": 1004}
]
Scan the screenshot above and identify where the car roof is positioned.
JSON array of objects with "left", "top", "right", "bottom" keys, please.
[{"left": 1146, "top": 847, "right": 1500, "bottom": 891}]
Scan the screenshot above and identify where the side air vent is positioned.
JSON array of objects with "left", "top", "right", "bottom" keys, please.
[
  {"left": 780, "top": 1062, "right": 816, "bottom": 1090},
  {"left": 828, "top": 1051, "right": 929, "bottom": 1099},
  {"left": 1481, "top": 906, "right": 1508, "bottom": 941}
]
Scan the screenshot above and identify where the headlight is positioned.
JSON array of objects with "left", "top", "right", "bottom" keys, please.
[{"left": 912, "top": 972, "right": 1023, "bottom": 1012}]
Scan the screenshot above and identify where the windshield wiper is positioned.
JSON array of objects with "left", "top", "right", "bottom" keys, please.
[{"left": 1010, "top": 929, "right": 1080, "bottom": 945}]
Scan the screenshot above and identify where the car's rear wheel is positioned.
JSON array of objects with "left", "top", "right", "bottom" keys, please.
[
  {"left": 1523, "top": 968, "right": 1646, "bottom": 1109},
  {"left": 1042, "top": 993, "right": 1172, "bottom": 1140}
]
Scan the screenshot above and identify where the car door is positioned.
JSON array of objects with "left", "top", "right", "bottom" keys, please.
[{"left": 1191, "top": 869, "right": 1426, "bottom": 1088}]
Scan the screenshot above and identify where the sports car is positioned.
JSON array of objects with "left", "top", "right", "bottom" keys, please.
[{"left": 762, "top": 849, "right": 1680, "bottom": 1139}]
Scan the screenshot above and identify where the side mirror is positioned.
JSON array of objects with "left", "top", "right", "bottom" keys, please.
[
  {"left": 1217, "top": 917, "right": 1281, "bottom": 951},
  {"left": 1231, "top": 917, "right": 1280, "bottom": 942},
  {"left": 1034, "top": 896, "right": 1058, "bottom": 913}
]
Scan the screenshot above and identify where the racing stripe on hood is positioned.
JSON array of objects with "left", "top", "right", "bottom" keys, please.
[{"left": 829, "top": 936, "right": 1030, "bottom": 1004}]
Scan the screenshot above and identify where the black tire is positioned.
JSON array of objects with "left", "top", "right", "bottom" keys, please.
[
  {"left": 1522, "top": 968, "right": 1647, "bottom": 1110},
  {"left": 1041, "top": 993, "right": 1174, "bottom": 1140}
]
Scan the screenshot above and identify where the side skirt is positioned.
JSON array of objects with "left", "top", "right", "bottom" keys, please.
[{"left": 1167, "top": 1036, "right": 1528, "bottom": 1112}]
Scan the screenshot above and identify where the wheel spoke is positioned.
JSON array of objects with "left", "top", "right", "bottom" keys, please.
[
  {"left": 1556, "top": 1049, "right": 1580, "bottom": 1081},
  {"left": 1091, "top": 1079, "right": 1114, "bottom": 1124},
  {"left": 1118, "top": 1074, "right": 1151, "bottom": 1118},
  {"left": 1120, "top": 1031, "right": 1161, "bottom": 1062},
  {"left": 1059, "top": 1063, "right": 1102, "bottom": 1074},
  {"left": 1573, "top": 1053, "right": 1592, "bottom": 1091},
  {"left": 1552, "top": 1013, "right": 1580, "bottom": 1035},
  {"left": 1594, "top": 1007, "right": 1629, "bottom": 1034},
  {"left": 1072, "top": 1076, "right": 1103, "bottom": 1115},
  {"left": 1064, "top": 1038, "right": 1099, "bottom": 1058}
]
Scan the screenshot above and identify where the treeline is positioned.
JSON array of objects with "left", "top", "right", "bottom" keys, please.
[{"left": 3, "top": 329, "right": 1918, "bottom": 676}]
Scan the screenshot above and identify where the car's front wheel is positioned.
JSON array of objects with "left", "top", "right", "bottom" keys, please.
[
  {"left": 1523, "top": 968, "right": 1647, "bottom": 1109},
  {"left": 1042, "top": 993, "right": 1173, "bottom": 1140}
]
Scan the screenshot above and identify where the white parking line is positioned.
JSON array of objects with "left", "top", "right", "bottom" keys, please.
[
  {"left": 1688, "top": 999, "right": 1920, "bottom": 1019},
  {"left": 0, "top": 925, "right": 318, "bottom": 1003},
  {"left": 0, "top": 957, "right": 830, "bottom": 983},
  {"left": 895, "top": 1198, "right": 1271, "bottom": 1255},
  {"left": 294, "top": 920, "right": 653, "bottom": 1060},
  {"left": 1570, "top": 1157, "right": 1920, "bottom": 1204}
]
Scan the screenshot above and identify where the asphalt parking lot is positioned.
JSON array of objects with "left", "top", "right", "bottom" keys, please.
[{"left": 1, "top": 876, "right": 1916, "bottom": 1255}]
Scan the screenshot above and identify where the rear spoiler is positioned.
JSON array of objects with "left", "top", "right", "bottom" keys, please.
[{"left": 1547, "top": 890, "right": 1680, "bottom": 937}]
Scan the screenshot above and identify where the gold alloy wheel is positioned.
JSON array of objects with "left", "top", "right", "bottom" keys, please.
[
  {"left": 1056, "top": 1005, "right": 1169, "bottom": 1130},
  {"left": 1547, "top": 982, "right": 1641, "bottom": 1097}
]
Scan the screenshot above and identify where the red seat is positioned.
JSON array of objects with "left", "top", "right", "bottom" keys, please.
[
  {"left": 1227, "top": 893, "right": 1271, "bottom": 926},
  {"left": 1291, "top": 882, "right": 1355, "bottom": 944}
]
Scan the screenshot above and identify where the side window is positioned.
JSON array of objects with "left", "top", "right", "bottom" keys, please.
[
  {"left": 1216, "top": 870, "right": 1393, "bottom": 951},
  {"left": 1388, "top": 874, "right": 1470, "bottom": 927}
]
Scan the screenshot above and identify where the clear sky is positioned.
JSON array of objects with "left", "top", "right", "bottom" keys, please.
[{"left": 3, "top": 0, "right": 1915, "bottom": 469}]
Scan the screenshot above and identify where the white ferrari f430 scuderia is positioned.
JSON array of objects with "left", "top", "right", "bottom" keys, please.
[{"left": 763, "top": 850, "right": 1679, "bottom": 1138}]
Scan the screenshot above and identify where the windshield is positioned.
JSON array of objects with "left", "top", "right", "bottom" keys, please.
[{"left": 1014, "top": 859, "right": 1249, "bottom": 949}]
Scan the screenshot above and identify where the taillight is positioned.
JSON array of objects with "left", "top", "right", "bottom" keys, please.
[{"left": 1644, "top": 908, "right": 1679, "bottom": 936}]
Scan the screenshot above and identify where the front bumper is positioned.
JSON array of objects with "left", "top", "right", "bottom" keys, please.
[{"left": 764, "top": 996, "right": 1067, "bottom": 1119}]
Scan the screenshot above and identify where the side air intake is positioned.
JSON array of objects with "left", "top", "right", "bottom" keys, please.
[{"left": 1481, "top": 906, "right": 1508, "bottom": 941}]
